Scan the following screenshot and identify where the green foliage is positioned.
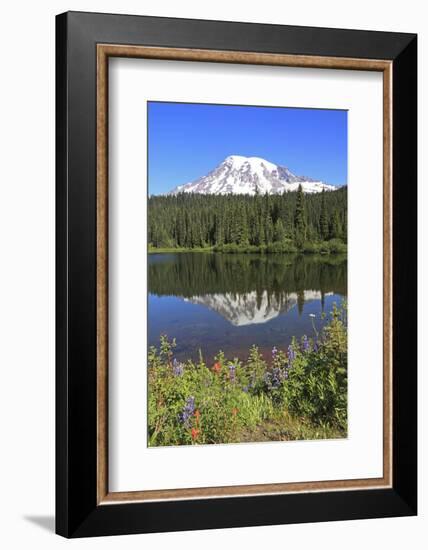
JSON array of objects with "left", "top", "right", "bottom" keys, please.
[
  {"left": 280, "top": 303, "right": 347, "bottom": 429},
  {"left": 330, "top": 209, "right": 343, "bottom": 240},
  {"left": 319, "top": 189, "right": 330, "bottom": 240},
  {"left": 265, "top": 241, "right": 298, "bottom": 253},
  {"left": 148, "top": 187, "right": 348, "bottom": 252},
  {"left": 327, "top": 238, "right": 347, "bottom": 254},
  {"left": 274, "top": 218, "right": 286, "bottom": 242},
  {"left": 294, "top": 184, "right": 307, "bottom": 248},
  {"left": 301, "top": 239, "right": 347, "bottom": 255},
  {"left": 148, "top": 304, "right": 348, "bottom": 446}
]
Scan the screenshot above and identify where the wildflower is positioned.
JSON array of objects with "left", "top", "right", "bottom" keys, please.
[
  {"left": 302, "top": 335, "right": 309, "bottom": 352},
  {"left": 179, "top": 396, "right": 195, "bottom": 427},
  {"left": 213, "top": 362, "right": 221, "bottom": 374},
  {"left": 194, "top": 409, "right": 201, "bottom": 425},
  {"left": 287, "top": 345, "right": 296, "bottom": 366},
  {"left": 228, "top": 363, "right": 236, "bottom": 382},
  {"left": 271, "top": 366, "right": 284, "bottom": 388},
  {"left": 191, "top": 428, "right": 200, "bottom": 440},
  {"left": 172, "top": 358, "right": 184, "bottom": 377},
  {"left": 231, "top": 407, "right": 238, "bottom": 417},
  {"left": 272, "top": 346, "right": 278, "bottom": 359},
  {"left": 264, "top": 371, "right": 271, "bottom": 385},
  {"left": 242, "top": 385, "right": 249, "bottom": 393}
]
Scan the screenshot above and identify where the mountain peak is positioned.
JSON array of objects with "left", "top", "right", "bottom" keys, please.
[
  {"left": 169, "top": 156, "right": 337, "bottom": 196},
  {"left": 224, "top": 155, "right": 278, "bottom": 171}
]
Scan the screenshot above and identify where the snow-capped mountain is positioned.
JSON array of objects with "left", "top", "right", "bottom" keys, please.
[
  {"left": 185, "top": 290, "right": 332, "bottom": 326},
  {"left": 169, "top": 155, "right": 336, "bottom": 196}
]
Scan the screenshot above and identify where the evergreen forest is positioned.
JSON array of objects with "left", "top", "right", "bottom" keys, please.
[{"left": 148, "top": 185, "right": 347, "bottom": 254}]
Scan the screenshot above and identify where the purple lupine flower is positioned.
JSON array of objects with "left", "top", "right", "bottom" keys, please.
[
  {"left": 302, "top": 335, "right": 309, "bottom": 352},
  {"left": 264, "top": 371, "right": 272, "bottom": 389},
  {"left": 242, "top": 385, "right": 249, "bottom": 393},
  {"left": 179, "top": 396, "right": 195, "bottom": 427},
  {"left": 172, "top": 358, "right": 184, "bottom": 377},
  {"left": 272, "top": 346, "right": 278, "bottom": 360},
  {"left": 287, "top": 345, "right": 296, "bottom": 366},
  {"left": 271, "top": 367, "right": 284, "bottom": 388},
  {"left": 228, "top": 363, "right": 236, "bottom": 382}
]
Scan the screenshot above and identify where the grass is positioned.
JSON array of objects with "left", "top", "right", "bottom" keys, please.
[
  {"left": 148, "top": 245, "right": 215, "bottom": 254},
  {"left": 148, "top": 240, "right": 347, "bottom": 255},
  {"left": 148, "top": 303, "right": 348, "bottom": 446},
  {"left": 239, "top": 410, "right": 345, "bottom": 442}
]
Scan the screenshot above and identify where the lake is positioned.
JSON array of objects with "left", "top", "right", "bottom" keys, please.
[{"left": 148, "top": 252, "right": 347, "bottom": 364}]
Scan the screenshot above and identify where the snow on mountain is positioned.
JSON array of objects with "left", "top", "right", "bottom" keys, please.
[
  {"left": 169, "top": 155, "right": 336, "bottom": 196},
  {"left": 185, "top": 290, "right": 332, "bottom": 326}
]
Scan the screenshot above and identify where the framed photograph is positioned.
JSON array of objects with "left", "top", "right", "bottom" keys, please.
[{"left": 56, "top": 11, "right": 417, "bottom": 537}]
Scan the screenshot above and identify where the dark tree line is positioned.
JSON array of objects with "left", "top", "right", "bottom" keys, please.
[{"left": 148, "top": 185, "right": 347, "bottom": 250}]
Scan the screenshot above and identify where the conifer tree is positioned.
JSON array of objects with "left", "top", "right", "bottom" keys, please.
[
  {"left": 256, "top": 210, "right": 265, "bottom": 246},
  {"left": 294, "top": 184, "right": 307, "bottom": 248},
  {"left": 214, "top": 212, "right": 224, "bottom": 245},
  {"left": 319, "top": 189, "right": 329, "bottom": 240},
  {"left": 266, "top": 214, "right": 274, "bottom": 244},
  {"left": 239, "top": 205, "right": 249, "bottom": 246},
  {"left": 343, "top": 209, "right": 348, "bottom": 243},
  {"left": 274, "top": 219, "right": 285, "bottom": 242},
  {"left": 330, "top": 209, "right": 342, "bottom": 240}
]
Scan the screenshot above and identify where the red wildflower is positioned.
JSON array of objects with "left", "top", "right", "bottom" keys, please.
[
  {"left": 191, "top": 428, "right": 200, "bottom": 440},
  {"left": 231, "top": 407, "right": 239, "bottom": 417},
  {"left": 194, "top": 409, "right": 201, "bottom": 425},
  {"left": 213, "top": 362, "right": 221, "bottom": 373}
]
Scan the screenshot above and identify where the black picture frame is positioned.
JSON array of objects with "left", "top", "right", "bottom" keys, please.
[{"left": 56, "top": 11, "right": 417, "bottom": 538}]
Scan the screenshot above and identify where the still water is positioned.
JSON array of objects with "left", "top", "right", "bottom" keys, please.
[{"left": 148, "top": 253, "right": 347, "bottom": 363}]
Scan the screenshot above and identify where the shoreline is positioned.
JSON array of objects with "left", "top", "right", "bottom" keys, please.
[{"left": 148, "top": 245, "right": 348, "bottom": 255}]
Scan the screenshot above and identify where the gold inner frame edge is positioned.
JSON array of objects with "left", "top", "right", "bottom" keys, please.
[{"left": 96, "top": 44, "right": 393, "bottom": 505}]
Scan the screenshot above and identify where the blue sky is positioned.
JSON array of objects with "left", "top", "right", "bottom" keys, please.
[{"left": 148, "top": 102, "right": 347, "bottom": 195}]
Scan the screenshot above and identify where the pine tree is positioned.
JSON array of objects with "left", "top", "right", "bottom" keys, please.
[
  {"left": 343, "top": 209, "right": 348, "bottom": 243},
  {"left": 319, "top": 189, "right": 329, "bottom": 240},
  {"left": 266, "top": 214, "right": 274, "bottom": 244},
  {"left": 177, "top": 213, "right": 186, "bottom": 247},
  {"left": 230, "top": 204, "right": 240, "bottom": 243},
  {"left": 239, "top": 205, "right": 249, "bottom": 246},
  {"left": 214, "top": 212, "right": 224, "bottom": 245},
  {"left": 294, "top": 184, "right": 307, "bottom": 248},
  {"left": 185, "top": 211, "right": 193, "bottom": 247},
  {"left": 306, "top": 224, "right": 316, "bottom": 243},
  {"left": 256, "top": 210, "right": 265, "bottom": 246},
  {"left": 330, "top": 209, "right": 342, "bottom": 240},
  {"left": 284, "top": 216, "right": 293, "bottom": 240},
  {"left": 274, "top": 219, "right": 285, "bottom": 242}
]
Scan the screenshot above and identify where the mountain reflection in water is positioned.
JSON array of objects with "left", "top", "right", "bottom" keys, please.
[
  {"left": 148, "top": 253, "right": 347, "bottom": 362},
  {"left": 185, "top": 290, "right": 333, "bottom": 327}
]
